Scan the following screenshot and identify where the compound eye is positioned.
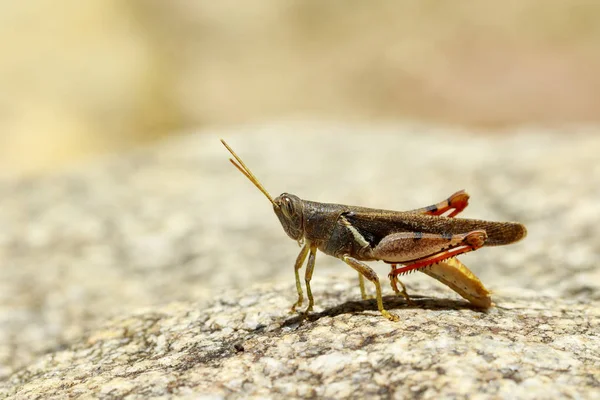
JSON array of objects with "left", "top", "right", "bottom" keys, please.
[{"left": 282, "top": 196, "right": 294, "bottom": 218}]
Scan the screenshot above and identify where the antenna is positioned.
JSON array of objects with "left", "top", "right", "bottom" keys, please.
[{"left": 221, "top": 139, "right": 276, "bottom": 206}]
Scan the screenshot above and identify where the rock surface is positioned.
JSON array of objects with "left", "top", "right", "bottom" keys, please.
[
  {"left": 1, "top": 121, "right": 599, "bottom": 398},
  {"left": 2, "top": 278, "right": 599, "bottom": 399}
]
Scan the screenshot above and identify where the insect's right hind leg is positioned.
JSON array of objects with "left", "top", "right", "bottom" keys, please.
[
  {"left": 409, "top": 190, "right": 470, "bottom": 217},
  {"left": 291, "top": 244, "right": 310, "bottom": 313}
]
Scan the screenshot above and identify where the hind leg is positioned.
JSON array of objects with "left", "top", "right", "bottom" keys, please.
[
  {"left": 409, "top": 190, "right": 470, "bottom": 217},
  {"left": 387, "top": 230, "right": 487, "bottom": 277},
  {"left": 391, "top": 191, "right": 471, "bottom": 295}
]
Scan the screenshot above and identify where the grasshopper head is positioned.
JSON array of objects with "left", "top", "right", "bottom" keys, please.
[
  {"left": 221, "top": 139, "right": 305, "bottom": 242},
  {"left": 273, "top": 193, "right": 304, "bottom": 241}
]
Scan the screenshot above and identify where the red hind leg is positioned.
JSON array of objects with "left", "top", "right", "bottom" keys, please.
[
  {"left": 409, "top": 190, "right": 470, "bottom": 217},
  {"left": 388, "top": 230, "right": 487, "bottom": 277}
]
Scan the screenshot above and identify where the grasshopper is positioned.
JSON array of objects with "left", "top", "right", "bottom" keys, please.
[{"left": 221, "top": 140, "right": 526, "bottom": 321}]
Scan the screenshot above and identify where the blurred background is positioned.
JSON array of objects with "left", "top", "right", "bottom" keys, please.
[
  {"left": 1, "top": 0, "right": 599, "bottom": 178},
  {"left": 3, "top": 1, "right": 600, "bottom": 383}
]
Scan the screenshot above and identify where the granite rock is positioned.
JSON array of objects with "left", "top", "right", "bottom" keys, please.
[
  {"left": 2, "top": 278, "right": 598, "bottom": 399},
  {"left": 1, "top": 121, "right": 599, "bottom": 398}
]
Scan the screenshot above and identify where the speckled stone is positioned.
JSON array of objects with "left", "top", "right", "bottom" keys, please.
[
  {"left": 2, "top": 278, "right": 598, "bottom": 399},
  {"left": 1, "top": 121, "right": 599, "bottom": 398}
]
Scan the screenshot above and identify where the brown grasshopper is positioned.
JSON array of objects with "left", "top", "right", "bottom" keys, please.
[{"left": 221, "top": 140, "right": 526, "bottom": 321}]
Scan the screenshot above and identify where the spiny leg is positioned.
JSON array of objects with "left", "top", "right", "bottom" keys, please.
[
  {"left": 303, "top": 246, "right": 317, "bottom": 314},
  {"left": 291, "top": 244, "right": 310, "bottom": 313},
  {"left": 375, "top": 231, "right": 486, "bottom": 268},
  {"left": 409, "top": 190, "right": 470, "bottom": 217},
  {"left": 388, "top": 191, "right": 470, "bottom": 298},
  {"left": 389, "top": 230, "right": 487, "bottom": 278},
  {"left": 343, "top": 255, "right": 398, "bottom": 321},
  {"left": 389, "top": 264, "right": 412, "bottom": 304},
  {"left": 359, "top": 191, "right": 468, "bottom": 300}
]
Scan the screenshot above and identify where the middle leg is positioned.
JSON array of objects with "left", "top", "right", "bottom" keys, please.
[
  {"left": 389, "top": 264, "right": 412, "bottom": 304},
  {"left": 358, "top": 273, "right": 375, "bottom": 300},
  {"left": 343, "top": 255, "right": 398, "bottom": 321}
]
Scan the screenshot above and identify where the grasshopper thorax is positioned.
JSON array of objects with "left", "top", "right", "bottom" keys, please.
[{"left": 273, "top": 193, "right": 304, "bottom": 241}]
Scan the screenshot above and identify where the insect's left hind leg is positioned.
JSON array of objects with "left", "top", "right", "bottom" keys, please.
[
  {"left": 388, "top": 230, "right": 487, "bottom": 277},
  {"left": 410, "top": 190, "right": 470, "bottom": 217}
]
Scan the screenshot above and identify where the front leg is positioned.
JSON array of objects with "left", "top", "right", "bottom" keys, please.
[
  {"left": 303, "top": 245, "right": 318, "bottom": 314},
  {"left": 290, "top": 243, "right": 310, "bottom": 313}
]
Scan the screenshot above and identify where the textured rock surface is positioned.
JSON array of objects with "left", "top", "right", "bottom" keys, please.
[
  {"left": 1, "top": 121, "right": 599, "bottom": 398},
  {"left": 2, "top": 278, "right": 599, "bottom": 399}
]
